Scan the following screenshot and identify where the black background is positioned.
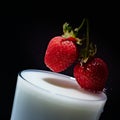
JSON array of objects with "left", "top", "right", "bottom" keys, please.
[{"left": 1, "top": 2, "right": 119, "bottom": 120}]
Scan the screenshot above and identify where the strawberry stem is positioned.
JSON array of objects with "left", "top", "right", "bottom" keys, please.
[
  {"left": 79, "top": 18, "right": 97, "bottom": 64},
  {"left": 74, "top": 18, "right": 86, "bottom": 36},
  {"left": 86, "top": 19, "right": 89, "bottom": 49}
]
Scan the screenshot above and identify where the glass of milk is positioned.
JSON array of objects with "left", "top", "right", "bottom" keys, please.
[{"left": 11, "top": 69, "right": 107, "bottom": 120}]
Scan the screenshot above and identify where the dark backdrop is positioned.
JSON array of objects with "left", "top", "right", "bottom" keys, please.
[{"left": 1, "top": 3, "right": 119, "bottom": 120}]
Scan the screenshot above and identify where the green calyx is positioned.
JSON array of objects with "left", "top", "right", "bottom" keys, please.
[
  {"left": 62, "top": 18, "right": 97, "bottom": 64},
  {"left": 62, "top": 22, "right": 83, "bottom": 45}
]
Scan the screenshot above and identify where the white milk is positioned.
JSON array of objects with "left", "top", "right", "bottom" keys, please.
[{"left": 11, "top": 69, "right": 107, "bottom": 120}]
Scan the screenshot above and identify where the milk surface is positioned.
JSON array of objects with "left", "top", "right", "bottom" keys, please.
[{"left": 11, "top": 69, "right": 107, "bottom": 120}]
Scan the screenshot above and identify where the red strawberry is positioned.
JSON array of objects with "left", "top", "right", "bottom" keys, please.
[
  {"left": 44, "top": 22, "right": 83, "bottom": 72},
  {"left": 74, "top": 57, "right": 109, "bottom": 92},
  {"left": 44, "top": 36, "right": 78, "bottom": 72},
  {"left": 72, "top": 18, "right": 109, "bottom": 92}
]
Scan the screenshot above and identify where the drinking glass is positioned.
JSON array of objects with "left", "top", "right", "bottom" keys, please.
[{"left": 11, "top": 69, "right": 107, "bottom": 120}]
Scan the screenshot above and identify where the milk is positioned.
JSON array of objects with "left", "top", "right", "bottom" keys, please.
[{"left": 11, "top": 69, "right": 107, "bottom": 120}]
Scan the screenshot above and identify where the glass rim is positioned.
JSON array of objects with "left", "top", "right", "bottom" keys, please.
[{"left": 18, "top": 69, "right": 107, "bottom": 102}]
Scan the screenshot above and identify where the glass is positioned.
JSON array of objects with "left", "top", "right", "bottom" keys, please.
[{"left": 11, "top": 69, "right": 107, "bottom": 120}]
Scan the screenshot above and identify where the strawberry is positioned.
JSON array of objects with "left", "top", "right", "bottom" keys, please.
[
  {"left": 44, "top": 36, "right": 78, "bottom": 72},
  {"left": 73, "top": 18, "right": 109, "bottom": 92},
  {"left": 44, "top": 22, "right": 83, "bottom": 72},
  {"left": 74, "top": 57, "right": 109, "bottom": 92}
]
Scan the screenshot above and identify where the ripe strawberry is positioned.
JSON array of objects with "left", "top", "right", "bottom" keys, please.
[
  {"left": 73, "top": 18, "right": 109, "bottom": 92},
  {"left": 44, "top": 22, "right": 83, "bottom": 72},
  {"left": 74, "top": 57, "right": 109, "bottom": 92},
  {"left": 44, "top": 36, "right": 78, "bottom": 72}
]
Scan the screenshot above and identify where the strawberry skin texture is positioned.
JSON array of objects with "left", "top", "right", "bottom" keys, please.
[
  {"left": 73, "top": 58, "right": 109, "bottom": 92},
  {"left": 44, "top": 36, "right": 78, "bottom": 72}
]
